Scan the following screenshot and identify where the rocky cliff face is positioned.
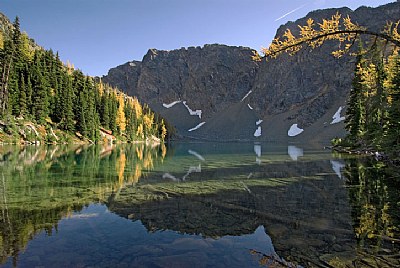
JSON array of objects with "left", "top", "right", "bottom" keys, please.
[
  {"left": 0, "top": 12, "right": 13, "bottom": 37},
  {"left": 105, "top": 44, "right": 259, "bottom": 117},
  {"left": 102, "top": 2, "right": 400, "bottom": 142}
]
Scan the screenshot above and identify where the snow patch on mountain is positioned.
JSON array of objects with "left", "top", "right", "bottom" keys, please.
[
  {"left": 188, "top": 122, "right": 206, "bottom": 132},
  {"left": 288, "top": 124, "right": 304, "bottom": 137},
  {"left": 331, "top": 106, "right": 345, "bottom": 124},
  {"left": 241, "top": 90, "right": 252, "bottom": 102},
  {"left": 163, "top": 100, "right": 182, "bottom": 108},
  {"left": 183, "top": 101, "right": 202, "bottom": 119}
]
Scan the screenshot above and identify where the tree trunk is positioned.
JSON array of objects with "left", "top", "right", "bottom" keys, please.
[{"left": 0, "top": 56, "right": 13, "bottom": 115}]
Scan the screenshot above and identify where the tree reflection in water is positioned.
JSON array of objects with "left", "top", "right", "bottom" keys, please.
[
  {"left": 0, "top": 143, "right": 166, "bottom": 265},
  {"left": 0, "top": 143, "right": 399, "bottom": 267},
  {"left": 344, "top": 157, "right": 400, "bottom": 267}
]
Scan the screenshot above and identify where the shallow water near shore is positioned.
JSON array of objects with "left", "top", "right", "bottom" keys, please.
[{"left": 0, "top": 142, "right": 399, "bottom": 267}]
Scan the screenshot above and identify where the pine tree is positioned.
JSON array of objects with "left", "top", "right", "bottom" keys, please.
[
  {"left": 72, "top": 70, "right": 85, "bottom": 120},
  {"left": 367, "top": 44, "right": 388, "bottom": 148},
  {"left": 383, "top": 52, "right": 400, "bottom": 155},
  {"left": 19, "top": 73, "right": 27, "bottom": 116},
  {"left": 12, "top": 17, "right": 21, "bottom": 48},
  {"left": 85, "top": 77, "right": 100, "bottom": 141},
  {"left": 32, "top": 73, "right": 49, "bottom": 124},
  {"left": 125, "top": 98, "right": 137, "bottom": 141},
  {"left": 59, "top": 74, "right": 75, "bottom": 132},
  {"left": 77, "top": 87, "right": 88, "bottom": 136},
  {"left": 32, "top": 75, "right": 49, "bottom": 124},
  {"left": 9, "top": 75, "right": 19, "bottom": 115},
  {"left": 101, "top": 93, "right": 110, "bottom": 129},
  {"left": 52, "top": 53, "right": 67, "bottom": 123},
  {"left": 109, "top": 91, "right": 118, "bottom": 134},
  {"left": 7, "top": 16, "right": 24, "bottom": 117},
  {"left": 76, "top": 77, "right": 99, "bottom": 141},
  {"left": 25, "top": 73, "right": 32, "bottom": 116},
  {"left": 0, "top": 33, "right": 14, "bottom": 115},
  {"left": 94, "top": 81, "right": 102, "bottom": 118}
]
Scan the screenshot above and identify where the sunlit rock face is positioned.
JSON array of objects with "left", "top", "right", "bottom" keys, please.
[{"left": 103, "top": 2, "right": 400, "bottom": 142}]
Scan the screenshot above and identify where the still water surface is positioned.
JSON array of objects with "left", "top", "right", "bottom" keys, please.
[{"left": 0, "top": 143, "right": 399, "bottom": 267}]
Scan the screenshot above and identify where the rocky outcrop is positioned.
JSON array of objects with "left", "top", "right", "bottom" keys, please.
[
  {"left": 102, "top": 2, "right": 400, "bottom": 142},
  {"left": 0, "top": 12, "right": 13, "bottom": 37},
  {"left": 102, "top": 60, "right": 142, "bottom": 97},
  {"left": 104, "top": 44, "right": 259, "bottom": 118}
]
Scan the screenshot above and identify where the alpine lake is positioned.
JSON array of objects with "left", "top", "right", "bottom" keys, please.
[{"left": 0, "top": 142, "right": 399, "bottom": 267}]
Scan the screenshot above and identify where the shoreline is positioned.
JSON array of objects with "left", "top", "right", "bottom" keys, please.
[{"left": 333, "top": 145, "right": 400, "bottom": 167}]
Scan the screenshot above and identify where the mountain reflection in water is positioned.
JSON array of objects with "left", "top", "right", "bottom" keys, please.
[{"left": 0, "top": 143, "right": 398, "bottom": 267}]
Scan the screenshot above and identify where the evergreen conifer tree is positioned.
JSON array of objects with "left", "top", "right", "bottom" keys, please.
[
  {"left": 383, "top": 52, "right": 400, "bottom": 154},
  {"left": 0, "top": 15, "right": 168, "bottom": 142},
  {"left": 19, "top": 74, "right": 27, "bottom": 116},
  {"left": 31, "top": 51, "right": 49, "bottom": 124},
  {"left": 109, "top": 91, "right": 118, "bottom": 134},
  {"left": 101, "top": 93, "right": 110, "bottom": 129},
  {"left": 59, "top": 74, "right": 75, "bottom": 132},
  {"left": 25, "top": 73, "right": 32, "bottom": 116}
]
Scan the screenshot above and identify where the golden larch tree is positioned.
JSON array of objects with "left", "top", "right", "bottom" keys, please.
[
  {"left": 132, "top": 97, "right": 142, "bottom": 118},
  {"left": 0, "top": 31, "right": 3, "bottom": 49},
  {"left": 255, "top": 13, "right": 400, "bottom": 61},
  {"left": 116, "top": 92, "right": 126, "bottom": 133}
]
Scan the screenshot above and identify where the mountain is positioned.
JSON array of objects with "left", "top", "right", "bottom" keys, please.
[{"left": 102, "top": 1, "right": 400, "bottom": 143}]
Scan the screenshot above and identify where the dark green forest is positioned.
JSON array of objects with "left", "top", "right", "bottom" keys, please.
[{"left": 0, "top": 17, "right": 169, "bottom": 144}]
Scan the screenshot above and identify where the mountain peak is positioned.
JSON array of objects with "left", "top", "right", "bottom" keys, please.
[{"left": 103, "top": 2, "right": 399, "bottom": 142}]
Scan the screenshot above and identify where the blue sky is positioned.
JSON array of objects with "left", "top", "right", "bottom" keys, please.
[{"left": 1, "top": 0, "right": 394, "bottom": 76}]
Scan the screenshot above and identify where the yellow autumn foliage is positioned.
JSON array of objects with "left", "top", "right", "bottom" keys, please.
[
  {"left": 383, "top": 49, "right": 400, "bottom": 101},
  {"left": 21, "top": 33, "right": 34, "bottom": 61},
  {"left": 355, "top": 204, "right": 377, "bottom": 239},
  {"left": 160, "top": 120, "right": 167, "bottom": 141},
  {"left": 358, "top": 63, "right": 378, "bottom": 98},
  {"left": 116, "top": 93, "right": 126, "bottom": 133},
  {"left": 143, "top": 113, "right": 153, "bottom": 134},
  {"left": 136, "top": 123, "right": 144, "bottom": 139},
  {"left": 161, "top": 143, "right": 167, "bottom": 159},
  {"left": 136, "top": 146, "right": 143, "bottom": 161},
  {"left": 132, "top": 97, "right": 142, "bottom": 118},
  {"left": 0, "top": 31, "right": 3, "bottom": 49},
  {"left": 255, "top": 13, "right": 400, "bottom": 60},
  {"left": 143, "top": 151, "right": 153, "bottom": 169},
  {"left": 131, "top": 164, "right": 142, "bottom": 184},
  {"left": 116, "top": 152, "right": 126, "bottom": 188},
  {"left": 98, "top": 81, "right": 104, "bottom": 96}
]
